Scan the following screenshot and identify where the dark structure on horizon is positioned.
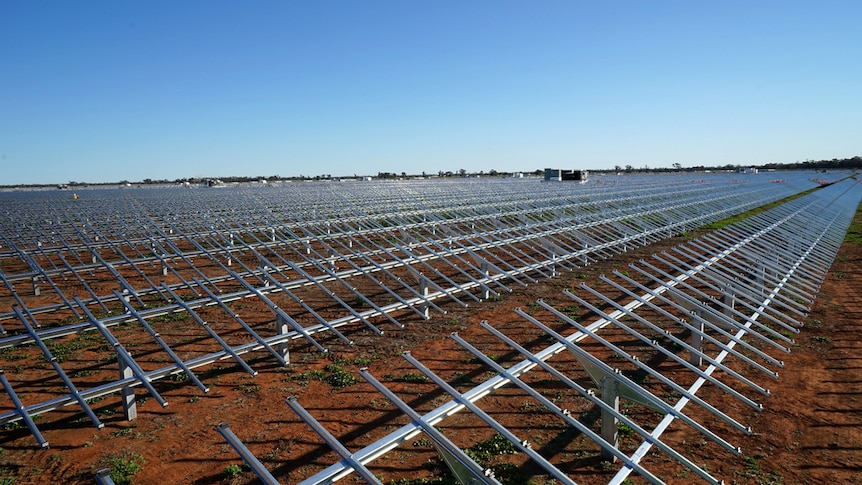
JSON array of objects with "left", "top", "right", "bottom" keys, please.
[{"left": 544, "top": 168, "right": 588, "bottom": 182}]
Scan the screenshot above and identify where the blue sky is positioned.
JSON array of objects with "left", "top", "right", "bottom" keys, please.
[{"left": 2, "top": 1, "right": 860, "bottom": 185}]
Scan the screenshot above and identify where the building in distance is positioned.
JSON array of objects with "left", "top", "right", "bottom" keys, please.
[{"left": 544, "top": 168, "right": 588, "bottom": 183}]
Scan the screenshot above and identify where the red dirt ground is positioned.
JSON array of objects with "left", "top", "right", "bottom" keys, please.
[{"left": 1, "top": 222, "right": 860, "bottom": 485}]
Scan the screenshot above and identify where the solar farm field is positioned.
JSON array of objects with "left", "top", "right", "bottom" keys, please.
[{"left": 1, "top": 173, "right": 860, "bottom": 485}]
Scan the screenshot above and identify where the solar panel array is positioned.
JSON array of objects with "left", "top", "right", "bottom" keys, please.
[{"left": 0, "top": 172, "right": 853, "bottom": 484}]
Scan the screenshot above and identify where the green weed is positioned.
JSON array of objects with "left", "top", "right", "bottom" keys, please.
[
  {"left": 324, "top": 364, "right": 359, "bottom": 389},
  {"left": 393, "top": 372, "right": 429, "bottom": 384},
  {"left": 99, "top": 451, "right": 145, "bottom": 485},
  {"left": 222, "top": 463, "right": 245, "bottom": 479}
]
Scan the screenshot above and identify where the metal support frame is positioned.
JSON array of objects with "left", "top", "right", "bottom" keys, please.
[
  {"left": 119, "top": 356, "right": 136, "bottom": 421},
  {"left": 1, "top": 173, "right": 857, "bottom": 485},
  {"left": 94, "top": 468, "right": 116, "bottom": 485},
  {"left": 215, "top": 422, "right": 280, "bottom": 485},
  {"left": 357, "top": 368, "right": 499, "bottom": 485},
  {"left": 290, "top": 175, "right": 859, "bottom": 485},
  {"left": 275, "top": 313, "right": 290, "bottom": 364},
  {"left": 600, "top": 377, "right": 620, "bottom": 461},
  {"left": 286, "top": 396, "right": 383, "bottom": 484},
  {"left": 0, "top": 370, "right": 48, "bottom": 448}
]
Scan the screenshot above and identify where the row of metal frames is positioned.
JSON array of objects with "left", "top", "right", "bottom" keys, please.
[
  {"left": 0, "top": 174, "right": 817, "bottom": 446},
  {"left": 0, "top": 173, "right": 845, "bottom": 484},
  {"left": 217, "top": 175, "right": 861, "bottom": 484}
]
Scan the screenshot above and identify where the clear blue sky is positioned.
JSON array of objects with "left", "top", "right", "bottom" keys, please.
[{"left": 2, "top": 1, "right": 860, "bottom": 185}]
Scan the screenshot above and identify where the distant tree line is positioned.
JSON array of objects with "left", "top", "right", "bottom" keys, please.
[
  {"left": 599, "top": 156, "right": 862, "bottom": 174},
  {"left": 4, "top": 156, "right": 860, "bottom": 190},
  {"left": 761, "top": 156, "right": 862, "bottom": 171}
]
